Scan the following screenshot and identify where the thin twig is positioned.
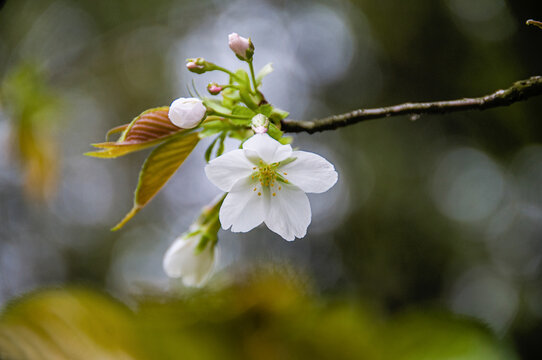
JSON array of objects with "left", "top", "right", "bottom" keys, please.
[
  {"left": 281, "top": 76, "right": 542, "bottom": 133},
  {"left": 526, "top": 19, "right": 542, "bottom": 30}
]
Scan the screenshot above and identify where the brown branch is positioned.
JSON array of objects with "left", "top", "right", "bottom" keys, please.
[
  {"left": 527, "top": 19, "right": 542, "bottom": 30},
  {"left": 281, "top": 76, "right": 542, "bottom": 134}
]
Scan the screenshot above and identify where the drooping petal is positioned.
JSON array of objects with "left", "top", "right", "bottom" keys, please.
[
  {"left": 264, "top": 183, "right": 311, "bottom": 241},
  {"left": 163, "top": 235, "right": 215, "bottom": 286},
  {"left": 219, "top": 177, "right": 267, "bottom": 233},
  {"left": 243, "top": 134, "right": 292, "bottom": 164},
  {"left": 280, "top": 151, "right": 338, "bottom": 193},
  {"left": 205, "top": 149, "right": 255, "bottom": 192}
]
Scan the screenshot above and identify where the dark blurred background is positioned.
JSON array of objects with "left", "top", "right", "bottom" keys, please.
[{"left": 1, "top": 0, "right": 542, "bottom": 358}]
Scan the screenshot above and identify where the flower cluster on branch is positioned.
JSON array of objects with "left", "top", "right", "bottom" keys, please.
[{"left": 87, "top": 33, "right": 337, "bottom": 286}]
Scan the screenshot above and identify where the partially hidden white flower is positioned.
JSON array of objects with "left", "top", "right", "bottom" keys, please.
[
  {"left": 204, "top": 134, "right": 338, "bottom": 241},
  {"left": 163, "top": 232, "right": 216, "bottom": 287},
  {"left": 168, "top": 97, "right": 207, "bottom": 129},
  {"left": 228, "top": 33, "right": 253, "bottom": 60}
]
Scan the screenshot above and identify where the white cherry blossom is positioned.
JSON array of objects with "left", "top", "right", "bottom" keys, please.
[
  {"left": 163, "top": 232, "right": 216, "bottom": 287},
  {"left": 205, "top": 134, "right": 338, "bottom": 241}
]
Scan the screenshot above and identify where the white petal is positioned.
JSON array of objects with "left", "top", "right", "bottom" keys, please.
[
  {"left": 219, "top": 177, "right": 267, "bottom": 233},
  {"left": 280, "top": 151, "right": 338, "bottom": 193},
  {"left": 162, "top": 235, "right": 215, "bottom": 286},
  {"left": 205, "top": 149, "right": 254, "bottom": 192},
  {"left": 182, "top": 246, "right": 216, "bottom": 287},
  {"left": 264, "top": 184, "right": 311, "bottom": 241},
  {"left": 243, "top": 134, "right": 292, "bottom": 164}
]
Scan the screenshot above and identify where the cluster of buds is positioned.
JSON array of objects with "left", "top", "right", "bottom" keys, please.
[{"left": 161, "top": 32, "right": 295, "bottom": 286}]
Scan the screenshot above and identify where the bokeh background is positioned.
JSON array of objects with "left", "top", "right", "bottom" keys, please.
[{"left": 1, "top": 0, "right": 542, "bottom": 358}]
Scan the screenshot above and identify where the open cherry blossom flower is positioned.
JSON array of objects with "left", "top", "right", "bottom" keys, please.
[{"left": 204, "top": 134, "right": 338, "bottom": 241}]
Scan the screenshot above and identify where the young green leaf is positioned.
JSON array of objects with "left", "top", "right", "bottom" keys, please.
[
  {"left": 234, "top": 69, "right": 251, "bottom": 89},
  {"left": 257, "top": 104, "right": 273, "bottom": 117},
  {"left": 232, "top": 105, "right": 256, "bottom": 118},
  {"left": 269, "top": 108, "right": 289, "bottom": 122},
  {"left": 202, "top": 98, "right": 232, "bottom": 115},
  {"left": 256, "top": 63, "right": 273, "bottom": 86},
  {"left": 86, "top": 107, "right": 183, "bottom": 158},
  {"left": 105, "top": 124, "right": 129, "bottom": 142},
  {"left": 267, "top": 123, "right": 283, "bottom": 141},
  {"left": 112, "top": 133, "right": 199, "bottom": 231},
  {"left": 204, "top": 136, "right": 220, "bottom": 162},
  {"left": 216, "top": 133, "right": 226, "bottom": 157}
]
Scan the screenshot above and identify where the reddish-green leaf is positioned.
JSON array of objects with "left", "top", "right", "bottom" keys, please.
[
  {"left": 86, "top": 107, "right": 183, "bottom": 158},
  {"left": 112, "top": 133, "right": 200, "bottom": 230}
]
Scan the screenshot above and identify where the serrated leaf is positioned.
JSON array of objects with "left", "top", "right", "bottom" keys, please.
[
  {"left": 232, "top": 105, "right": 256, "bottom": 118},
  {"left": 234, "top": 69, "right": 250, "bottom": 88},
  {"left": 202, "top": 98, "right": 232, "bottom": 115},
  {"left": 229, "top": 119, "right": 251, "bottom": 126},
  {"left": 239, "top": 88, "right": 259, "bottom": 110},
  {"left": 268, "top": 123, "right": 283, "bottom": 141},
  {"left": 112, "top": 133, "right": 199, "bottom": 230},
  {"left": 199, "top": 128, "right": 223, "bottom": 139},
  {"left": 199, "top": 119, "right": 229, "bottom": 138},
  {"left": 86, "top": 107, "right": 183, "bottom": 158},
  {"left": 258, "top": 104, "right": 273, "bottom": 117},
  {"left": 270, "top": 108, "right": 289, "bottom": 121},
  {"left": 256, "top": 63, "right": 273, "bottom": 86}
]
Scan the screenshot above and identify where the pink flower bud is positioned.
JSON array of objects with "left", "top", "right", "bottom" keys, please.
[
  {"left": 186, "top": 61, "right": 204, "bottom": 71},
  {"left": 185, "top": 58, "right": 215, "bottom": 74},
  {"left": 207, "top": 83, "right": 223, "bottom": 95},
  {"left": 228, "top": 33, "right": 254, "bottom": 61},
  {"left": 251, "top": 114, "right": 269, "bottom": 134}
]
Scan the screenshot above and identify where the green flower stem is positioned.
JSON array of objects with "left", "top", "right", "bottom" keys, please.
[
  {"left": 211, "top": 111, "right": 252, "bottom": 120},
  {"left": 248, "top": 60, "right": 258, "bottom": 94},
  {"left": 213, "top": 65, "right": 237, "bottom": 79},
  {"left": 198, "top": 194, "right": 225, "bottom": 247}
]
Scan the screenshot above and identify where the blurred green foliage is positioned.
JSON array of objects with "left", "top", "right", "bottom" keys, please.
[
  {"left": 0, "top": 273, "right": 516, "bottom": 360},
  {"left": 1, "top": 0, "right": 542, "bottom": 358}
]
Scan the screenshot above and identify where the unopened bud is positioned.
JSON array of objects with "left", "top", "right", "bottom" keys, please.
[
  {"left": 207, "top": 83, "right": 223, "bottom": 95},
  {"left": 169, "top": 97, "right": 207, "bottom": 129},
  {"left": 228, "top": 33, "right": 254, "bottom": 61},
  {"left": 185, "top": 57, "right": 216, "bottom": 74},
  {"left": 251, "top": 114, "right": 269, "bottom": 134}
]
